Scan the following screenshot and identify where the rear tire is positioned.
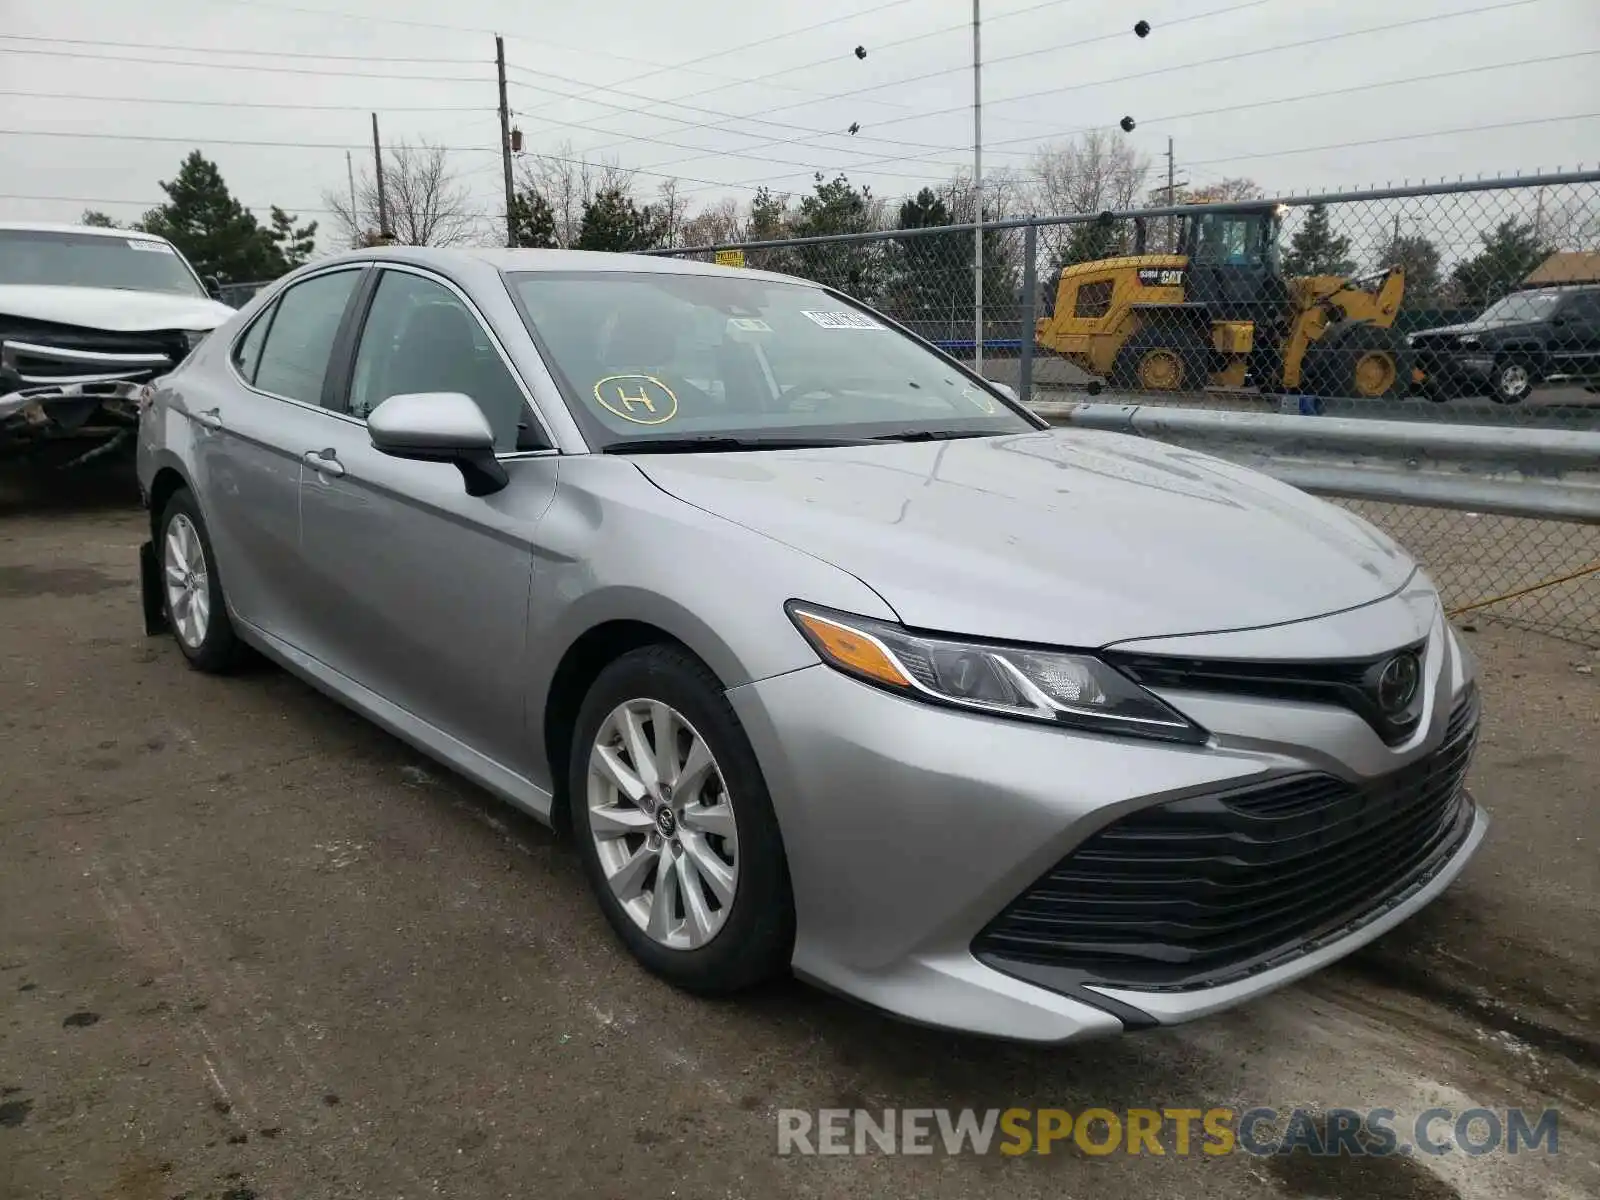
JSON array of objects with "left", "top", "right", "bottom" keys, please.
[
  {"left": 157, "top": 489, "right": 247, "bottom": 674},
  {"left": 569, "top": 644, "right": 794, "bottom": 994}
]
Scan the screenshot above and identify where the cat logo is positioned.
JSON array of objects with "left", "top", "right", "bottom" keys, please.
[
  {"left": 1137, "top": 268, "right": 1185, "bottom": 288},
  {"left": 593, "top": 375, "right": 679, "bottom": 425}
]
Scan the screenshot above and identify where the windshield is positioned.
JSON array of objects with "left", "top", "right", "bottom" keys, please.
[
  {"left": 1476, "top": 290, "right": 1562, "bottom": 325},
  {"left": 508, "top": 271, "right": 1036, "bottom": 449},
  {"left": 1188, "top": 213, "right": 1276, "bottom": 268},
  {"left": 0, "top": 229, "right": 206, "bottom": 297}
]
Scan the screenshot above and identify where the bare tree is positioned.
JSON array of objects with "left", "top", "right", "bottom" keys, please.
[
  {"left": 514, "top": 140, "right": 635, "bottom": 248},
  {"left": 653, "top": 178, "right": 692, "bottom": 249},
  {"left": 679, "top": 197, "right": 744, "bottom": 247},
  {"left": 1029, "top": 131, "right": 1151, "bottom": 263},
  {"left": 936, "top": 164, "right": 1029, "bottom": 223},
  {"left": 324, "top": 139, "right": 481, "bottom": 248}
]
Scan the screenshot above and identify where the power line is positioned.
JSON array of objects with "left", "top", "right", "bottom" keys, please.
[
  {"left": 0, "top": 192, "right": 345, "bottom": 216},
  {"left": 0, "top": 128, "right": 500, "bottom": 153},
  {"left": 565, "top": 0, "right": 1090, "bottom": 157},
  {"left": 525, "top": 0, "right": 922, "bottom": 115},
  {"left": 0, "top": 45, "right": 490, "bottom": 81},
  {"left": 960, "top": 49, "right": 1600, "bottom": 156},
  {"left": 1184, "top": 112, "right": 1600, "bottom": 169},
  {"left": 0, "top": 89, "right": 494, "bottom": 112},
  {"left": 623, "top": 0, "right": 1266, "bottom": 178},
  {"left": 677, "top": 0, "right": 1553, "bottom": 193},
  {"left": 0, "top": 34, "right": 486, "bottom": 63}
]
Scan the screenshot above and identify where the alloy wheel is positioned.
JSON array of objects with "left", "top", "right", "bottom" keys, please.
[
  {"left": 1498, "top": 362, "right": 1530, "bottom": 399},
  {"left": 163, "top": 513, "right": 210, "bottom": 649},
  {"left": 586, "top": 699, "right": 739, "bottom": 950}
]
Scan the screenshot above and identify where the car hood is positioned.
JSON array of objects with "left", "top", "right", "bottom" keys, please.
[
  {"left": 1412, "top": 318, "right": 1540, "bottom": 341},
  {"left": 635, "top": 429, "right": 1414, "bottom": 647},
  {"left": 0, "top": 285, "right": 234, "bottom": 332}
]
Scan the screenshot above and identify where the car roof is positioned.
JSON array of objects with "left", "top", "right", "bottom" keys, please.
[
  {"left": 316, "top": 245, "right": 814, "bottom": 287},
  {"left": 0, "top": 221, "right": 174, "bottom": 242}
]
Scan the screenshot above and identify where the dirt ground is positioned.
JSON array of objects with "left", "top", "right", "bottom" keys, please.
[{"left": 1, "top": 470, "right": 1597, "bottom": 1200}]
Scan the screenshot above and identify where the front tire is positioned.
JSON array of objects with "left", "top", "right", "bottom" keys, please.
[
  {"left": 158, "top": 489, "right": 246, "bottom": 673},
  {"left": 1489, "top": 355, "right": 1536, "bottom": 404},
  {"left": 569, "top": 644, "right": 794, "bottom": 994}
]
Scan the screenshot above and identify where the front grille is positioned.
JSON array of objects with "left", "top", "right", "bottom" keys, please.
[
  {"left": 1108, "top": 641, "right": 1429, "bottom": 746},
  {"left": 974, "top": 686, "right": 1480, "bottom": 992},
  {"left": 0, "top": 319, "right": 185, "bottom": 389}
]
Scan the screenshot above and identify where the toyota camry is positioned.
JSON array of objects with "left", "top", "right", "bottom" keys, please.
[{"left": 135, "top": 247, "right": 1486, "bottom": 1042}]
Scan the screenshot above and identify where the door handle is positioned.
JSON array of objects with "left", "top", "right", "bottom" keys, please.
[
  {"left": 303, "top": 449, "right": 345, "bottom": 477},
  {"left": 192, "top": 407, "right": 223, "bottom": 431}
]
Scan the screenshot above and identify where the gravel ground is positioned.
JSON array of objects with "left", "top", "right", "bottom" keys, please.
[{"left": 1, "top": 473, "right": 1596, "bottom": 1200}]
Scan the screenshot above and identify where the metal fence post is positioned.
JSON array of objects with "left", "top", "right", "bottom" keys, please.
[{"left": 1018, "top": 221, "right": 1037, "bottom": 406}]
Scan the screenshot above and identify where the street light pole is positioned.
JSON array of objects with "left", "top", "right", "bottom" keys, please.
[{"left": 972, "top": 0, "right": 983, "bottom": 374}]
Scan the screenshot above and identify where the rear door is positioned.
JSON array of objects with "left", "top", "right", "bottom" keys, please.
[
  {"left": 1553, "top": 291, "right": 1600, "bottom": 379},
  {"left": 294, "top": 264, "right": 559, "bottom": 774},
  {"left": 190, "top": 266, "right": 366, "bottom": 646}
]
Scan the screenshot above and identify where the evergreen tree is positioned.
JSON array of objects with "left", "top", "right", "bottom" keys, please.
[
  {"left": 788, "top": 173, "right": 885, "bottom": 302},
  {"left": 1378, "top": 232, "right": 1442, "bottom": 302},
  {"left": 267, "top": 205, "right": 318, "bottom": 270},
  {"left": 81, "top": 210, "right": 122, "bottom": 228},
  {"left": 574, "top": 187, "right": 665, "bottom": 252},
  {"left": 136, "top": 151, "right": 306, "bottom": 281},
  {"left": 1450, "top": 219, "right": 1555, "bottom": 309},
  {"left": 1282, "top": 203, "right": 1354, "bottom": 277},
  {"left": 509, "top": 189, "right": 559, "bottom": 248}
]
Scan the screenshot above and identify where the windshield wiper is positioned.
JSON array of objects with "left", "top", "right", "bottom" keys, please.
[
  {"left": 868, "top": 429, "right": 997, "bottom": 443},
  {"left": 601, "top": 435, "right": 872, "bottom": 454}
]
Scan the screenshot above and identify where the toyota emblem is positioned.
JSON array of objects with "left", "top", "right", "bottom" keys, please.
[{"left": 1375, "top": 652, "right": 1421, "bottom": 716}]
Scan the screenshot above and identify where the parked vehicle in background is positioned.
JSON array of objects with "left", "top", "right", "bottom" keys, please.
[
  {"left": 1408, "top": 284, "right": 1600, "bottom": 404},
  {"left": 137, "top": 246, "right": 1486, "bottom": 1043},
  {"left": 0, "top": 222, "right": 234, "bottom": 468}
]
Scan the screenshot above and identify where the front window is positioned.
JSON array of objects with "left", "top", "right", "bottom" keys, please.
[
  {"left": 0, "top": 229, "right": 206, "bottom": 297},
  {"left": 508, "top": 271, "right": 1036, "bottom": 449},
  {"left": 1476, "top": 290, "right": 1562, "bottom": 325}
]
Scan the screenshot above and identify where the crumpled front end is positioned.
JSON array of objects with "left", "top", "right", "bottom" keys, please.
[{"left": 1, "top": 322, "right": 196, "bottom": 468}]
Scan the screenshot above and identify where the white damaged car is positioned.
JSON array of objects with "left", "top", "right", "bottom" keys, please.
[{"left": 1, "top": 222, "right": 234, "bottom": 468}]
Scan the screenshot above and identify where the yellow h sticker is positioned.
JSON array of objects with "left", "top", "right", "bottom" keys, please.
[{"left": 592, "top": 374, "right": 680, "bottom": 425}]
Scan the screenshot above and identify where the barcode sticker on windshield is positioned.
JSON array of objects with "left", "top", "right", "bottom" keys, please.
[
  {"left": 127, "top": 239, "right": 175, "bottom": 253},
  {"left": 801, "top": 310, "right": 884, "bottom": 330}
]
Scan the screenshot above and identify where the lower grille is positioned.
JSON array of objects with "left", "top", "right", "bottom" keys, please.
[{"left": 974, "top": 686, "right": 1480, "bottom": 992}]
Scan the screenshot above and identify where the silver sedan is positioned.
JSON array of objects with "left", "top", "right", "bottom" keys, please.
[{"left": 136, "top": 247, "right": 1486, "bottom": 1042}]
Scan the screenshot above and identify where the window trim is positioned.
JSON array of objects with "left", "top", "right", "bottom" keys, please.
[
  {"left": 340, "top": 261, "right": 558, "bottom": 454},
  {"left": 226, "top": 264, "right": 369, "bottom": 416}
]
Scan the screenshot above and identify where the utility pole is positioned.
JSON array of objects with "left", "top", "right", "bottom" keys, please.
[
  {"left": 496, "top": 35, "right": 517, "bottom": 248},
  {"left": 1166, "top": 137, "right": 1176, "bottom": 251},
  {"left": 345, "top": 151, "right": 357, "bottom": 245},
  {"left": 972, "top": 0, "right": 983, "bottom": 374},
  {"left": 371, "top": 112, "right": 390, "bottom": 241}
]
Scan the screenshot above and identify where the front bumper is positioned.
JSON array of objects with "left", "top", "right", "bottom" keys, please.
[{"left": 728, "top": 599, "right": 1484, "bottom": 1042}]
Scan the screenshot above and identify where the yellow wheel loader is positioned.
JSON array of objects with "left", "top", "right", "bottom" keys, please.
[{"left": 1035, "top": 204, "right": 1414, "bottom": 401}]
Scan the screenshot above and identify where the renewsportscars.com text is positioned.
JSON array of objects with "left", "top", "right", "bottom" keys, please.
[{"left": 776, "top": 1106, "right": 1559, "bottom": 1157}]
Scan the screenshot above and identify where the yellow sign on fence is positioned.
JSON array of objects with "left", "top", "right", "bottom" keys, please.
[{"left": 714, "top": 249, "right": 746, "bottom": 268}]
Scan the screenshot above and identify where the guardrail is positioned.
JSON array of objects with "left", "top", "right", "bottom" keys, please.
[{"left": 1041, "top": 403, "right": 1600, "bottom": 524}]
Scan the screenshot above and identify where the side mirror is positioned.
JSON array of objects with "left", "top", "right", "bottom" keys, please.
[
  {"left": 367, "top": 392, "right": 509, "bottom": 496},
  {"left": 990, "top": 381, "right": 1019, "bottom": 403},
  {"left": 203, "top": 274, "right": 223, "bottom": 300}
]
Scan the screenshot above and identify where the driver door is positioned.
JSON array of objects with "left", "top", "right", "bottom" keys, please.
[{"left": 295, "top": 265, "right": 559, "bottom": 775}]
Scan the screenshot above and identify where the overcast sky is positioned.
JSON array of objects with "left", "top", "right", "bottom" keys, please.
[{"left": 2, "top": 0, "right": 1596, "bottom": 246}]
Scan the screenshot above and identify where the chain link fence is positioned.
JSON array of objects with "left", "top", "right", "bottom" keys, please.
[{"left": 654, "top": 172, "right": 1600, "bottom": 646}]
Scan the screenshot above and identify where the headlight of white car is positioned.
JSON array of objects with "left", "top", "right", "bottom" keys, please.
[{"left": 787, "top": 603, "right": 1206, "bottom": 744}]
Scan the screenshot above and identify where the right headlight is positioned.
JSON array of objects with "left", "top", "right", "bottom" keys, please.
[{"left": 786, "top": 603, "right": 1207, "bottom": 744}]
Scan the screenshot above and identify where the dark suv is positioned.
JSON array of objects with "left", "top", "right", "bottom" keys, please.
[{"left": 1409, "top": 284, "right": 1600, "bottom": 404}]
